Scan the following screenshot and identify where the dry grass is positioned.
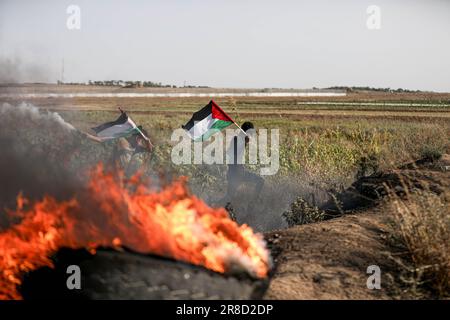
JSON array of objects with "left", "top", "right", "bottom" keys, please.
[
  {"left": 46, "top": 95, "right": 449, "bottom": 196},
  {"left": 387, "top": 181, "right": 450, "bottom": 298}
]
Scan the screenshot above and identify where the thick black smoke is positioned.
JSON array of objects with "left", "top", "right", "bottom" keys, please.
[{"left": 0, "top": 103, "right": 90, "bottom": 221}]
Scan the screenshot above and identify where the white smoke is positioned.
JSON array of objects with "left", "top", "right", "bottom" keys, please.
[{"left": 0, "top": 102, "right": 75, "bottom": 131}]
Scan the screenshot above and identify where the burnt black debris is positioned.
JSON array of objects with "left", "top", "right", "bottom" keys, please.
[{"left": 20, "top": 248, "right": 269, "bottom": 300}]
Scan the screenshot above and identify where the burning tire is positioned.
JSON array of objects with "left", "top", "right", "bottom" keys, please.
[{"left": 20, "top": 248, "right": 269, "bottom": 300}]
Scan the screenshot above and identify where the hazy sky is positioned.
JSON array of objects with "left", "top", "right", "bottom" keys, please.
[{"left": 1, "top": 0, "right": 449, "bottom": 91}]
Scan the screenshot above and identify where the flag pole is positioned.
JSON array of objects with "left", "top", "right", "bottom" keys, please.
[
  {"left": 212, "top": 100, "right": 247, "bottom": 136},
  {"left": 122, "top": 108, "right": 154, "bottom": 149},
  {"left": 231, "top": 119, "right": 248, "bottom": 136}
]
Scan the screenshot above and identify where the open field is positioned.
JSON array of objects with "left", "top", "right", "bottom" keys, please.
[
  {"left": 2, "top": 86, "right": 449, "bottom": 200},
  {"left": 4, "top": 88, "right": 446, "bottom": 171},
  {"left": 2, "top": 86, "right": 449, "bottom": 192}
]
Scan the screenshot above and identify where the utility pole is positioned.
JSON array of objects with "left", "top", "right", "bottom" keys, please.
[{"left": 61, "top": 58, "right": 65, "bottom": 84}]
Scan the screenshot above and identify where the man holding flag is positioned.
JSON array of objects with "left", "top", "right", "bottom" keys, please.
[
  {"left": 85, "top": 108, "right": 153, "bottom": 177},
  {"left": 224, "top": 121, "right": 264, "bottom": 205},
  {"left": 182, "top": 100, "right": 264, "bottom": 207}
]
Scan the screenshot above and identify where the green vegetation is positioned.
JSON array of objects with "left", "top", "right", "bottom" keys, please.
[
  {"left": 60, "top": 98, "right": 450, "bottom": 191},
  {"left": 326, "top": 86, "right": 423, "bottom": 93},
  {"left": 282, "top": 197, "right": 325, "bottom": 227}
]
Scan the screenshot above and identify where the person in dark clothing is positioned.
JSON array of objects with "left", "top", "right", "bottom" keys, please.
[{"left": 224, "top": 121, "right": 264, "bottom": 204}]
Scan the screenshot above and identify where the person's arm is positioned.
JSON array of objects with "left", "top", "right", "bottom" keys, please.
[{"left": 82, "top": 131, "right": 105, "bottom": 143}]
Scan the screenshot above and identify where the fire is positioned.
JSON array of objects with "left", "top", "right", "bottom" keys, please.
[{"left": 0, "top": 165, "right": 271, "bottom": 300}]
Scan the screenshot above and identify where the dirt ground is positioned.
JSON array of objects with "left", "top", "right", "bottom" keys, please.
[
  {"left": 264, "top": 211, "right": 394, "bottom": 299},
  {"left": 263, "top": 155, "right": 450, "bottom": 300}
]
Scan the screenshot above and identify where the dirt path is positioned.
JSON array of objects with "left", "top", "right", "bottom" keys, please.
[{"left": 264, "top": 211, "right": 396, "bottom": 299}]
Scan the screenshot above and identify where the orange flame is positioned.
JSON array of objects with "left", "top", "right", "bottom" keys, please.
[{"left": 0, "top": 165, "right": 271, "bottom": 300}]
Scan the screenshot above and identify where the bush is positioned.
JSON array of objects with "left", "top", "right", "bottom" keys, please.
[
  {"left": 420, "top": 146, "right": 443, "bottom": 162},
  {"left": 282, "top": 197, "right": 325, "bottom": 227},
  {"left": 388, "top": 186, "right": 450, "bottom": 298}
]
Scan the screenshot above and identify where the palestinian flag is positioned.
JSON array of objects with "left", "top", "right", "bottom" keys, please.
[
  {"left": 91, "top": 110, "right": 140, "bottom": 140},
  {"left": 182, "top": 100, "right": 234, "bottom": 141}
]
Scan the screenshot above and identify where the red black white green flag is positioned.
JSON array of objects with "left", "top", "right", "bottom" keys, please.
[{"left": 182, "top": 100, "right": 234, "bottom": 141}]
